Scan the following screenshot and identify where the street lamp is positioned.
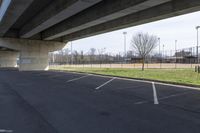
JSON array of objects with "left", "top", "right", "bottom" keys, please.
[
  {"left": 196, "top": 26, "right": 200, "bottom": 64},
  {"left": 52, "top": 52, "right": 55, "bottom": 64},
  {"left": 163, "top": 44, "right": 165, "bottom": 64},
  {"left": 175, "top": 40, "right": 177, "bottom": 68},
  {"left": 158, "top": 38, "right": 161, "bottom": 68},
  {"left": 123, "top": 32, "right": 127, "bottom": 61},
  {"left": 71, "top": 41, "right": 73, "bottom": 65}
]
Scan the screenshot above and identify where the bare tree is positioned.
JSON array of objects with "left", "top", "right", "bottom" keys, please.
[
  {"left": 89, "top": 48, "right": 96, "bottom": 55},
  {"left": 88, "top": 48, "right": 96, "bottom": 63},
  {"left": 98, "top": 48, "right": 106, "bottom": 63},
  {"left": 130, "top": 32, "right": 158, "bottom": 70},
  {"left": 73, "top": 50, "right": 79, "bottom": 64},
  {"left": 63, "top": 48, "right": 70, "bottom": 63}
]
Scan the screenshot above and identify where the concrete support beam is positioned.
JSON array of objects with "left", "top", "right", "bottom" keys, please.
[
  {"left": 0, "top": 0, "right": 11, "bottom": 22},
  {"left": 62, "top": 0, "right": 200, "bottom": 42},
  {"left": 0, "top": 0, "right": 34, "bottom": 37},
  {"left": 0, "top": 38, "right": 65, "bottom": 71},
  {"left": 0, "top": 51, "right": 19, "bottom": 68},
  {"left": 42, "top": 0, "right": 171, "bottom": 40},
  {"left": 20, "top": 0, "right": 102, "bottom": 38}
]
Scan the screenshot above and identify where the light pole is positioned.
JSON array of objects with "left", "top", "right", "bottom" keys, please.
[
  {"left": 175, "top": 40, "right": 177, "bottom": 68},
  {"left": 123, "top": 32, "right": 127, "bottom": 62},
  {"left": 158, "top": 38, "right": 161, "bottom": 68},
  {"left": 196, "top": 26, "right": 200, "bottom": 64},
  {"left": 52, "top": 52, "right": 55, "bottom": 64},
  {"left": 70, "top": 41, "right": 73, "bottom": 65},
  {"left": 163, "top": 44, "right": 165, "bottom": 65}
]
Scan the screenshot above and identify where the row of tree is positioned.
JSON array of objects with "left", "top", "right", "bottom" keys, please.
[{"left": 49, "top": 48, "right": 127, "bottom": 65}]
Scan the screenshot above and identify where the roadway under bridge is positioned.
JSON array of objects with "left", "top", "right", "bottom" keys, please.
[{"left": 0, "top": 0, "right": 200, "bottom": 70}]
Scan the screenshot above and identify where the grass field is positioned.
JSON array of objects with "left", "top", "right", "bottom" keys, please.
[{"left": 50, "top": 66, "right": 200, "bottom": 86}]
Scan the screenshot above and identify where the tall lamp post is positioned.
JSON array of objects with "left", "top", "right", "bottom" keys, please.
[
  {"left": 71, "top": 41, "right": 73, "bottom": 65},
  {"left": 52, "top": 52, "right": 55, "bottom": 65},
  {"left": 163, "top": 44, "right": 165, "bottom": 65},
  {"left": 196, "top": 26, "right": 200, "bottom": 64},
  {"left": 158, "top": 38, "right": 161, "bottom": 68},
  {"left": 175, "top": 40, "right": 177, "bottom": 68},
  {"left": 123, "top": 32, "right": 127, "bottom": 63}
]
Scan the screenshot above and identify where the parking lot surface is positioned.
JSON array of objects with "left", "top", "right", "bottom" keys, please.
[{"left": 0, "top": 69, "right": 200, "bottom": 133}]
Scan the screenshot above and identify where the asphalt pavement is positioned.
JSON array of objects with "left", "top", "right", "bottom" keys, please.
[{"left": 0, "top": 69, "right": 200, "bottom": 133}]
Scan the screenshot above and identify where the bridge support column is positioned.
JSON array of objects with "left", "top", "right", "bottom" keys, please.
[
  {"left": 19, "top": 44, "right": 50, "bottom": 71},
  {"left": 0, "top": 38, "right": 65, "bottom": 71},
  {"left": 0, "top": 51, "right": 19, "bottom": 68}
]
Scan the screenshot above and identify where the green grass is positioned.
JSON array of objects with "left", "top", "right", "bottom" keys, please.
[{"left": 50, "top": 66, "right": 200, "bottom": 86}]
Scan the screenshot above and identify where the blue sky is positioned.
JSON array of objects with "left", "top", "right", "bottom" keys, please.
[{"left": 64, "top": 11, "right": 200, "bottom": 54}]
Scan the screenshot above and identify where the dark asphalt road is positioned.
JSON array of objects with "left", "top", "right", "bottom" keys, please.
[{"left": 0, "top": 69, "right": 200, "bottom": 133}]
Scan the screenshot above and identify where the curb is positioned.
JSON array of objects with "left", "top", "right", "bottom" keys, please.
[{"left": 50, "top": 69, "right": 200, "bottom": 88}]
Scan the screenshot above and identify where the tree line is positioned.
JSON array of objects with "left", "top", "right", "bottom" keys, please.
[
  {"left": 49, "top": 48, "right": 132, "bottom": 65},
  {"left": 49, "top": 32, "right": 160, "bottom": 70}
]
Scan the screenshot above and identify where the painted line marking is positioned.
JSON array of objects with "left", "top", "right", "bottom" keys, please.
[
  {"left": 134, "top": 101, "right": 149, "bottom": 105},
  {"left": 95, "top": 77, "right": 116, "bottom": 90},
  {"left": 62, "top": 71, "right": 200, "bottom": 91},
  {"left": 66, "top": 74, "right": 91, "bottom": 83},
  {"left": 34, "top": 73, "right": 50, "bottom": 76},
  {"left": 152, "top": 82, "right": 159, "bottom": 104},
  {"left": 134, "top": 91, "right": 191, "bottom": 105},
  {"left": 0, "top": 129, "right": 13, "bottom": 133},
  {"left": 159, "top": 91, "right": 191, "bottom": 100},
  {"left": 48, "top": 75, "right": 64, "bottom": 78}
]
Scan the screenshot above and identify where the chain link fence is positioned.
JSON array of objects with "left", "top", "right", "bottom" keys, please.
[{"left": 49, "top": 46, "right": 200, "bottom": 69}]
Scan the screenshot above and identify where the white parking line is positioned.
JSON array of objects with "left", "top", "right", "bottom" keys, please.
[
  {"left": 66, "top": 75, "right": 91, "bottom": 83},
  {"left": 62, "top": 71, "right": 200, "bottom": 90},
  {"left": 95, "top": 77, "right": 116, "bottom": 90},
  {"left": 152, "top": 82, "right": 159, "bottom": 104},
  {"left": 34, "top": 73, "right": 50, "bottom": 76},
  {"left": 159, "top": 91, "right": 191, "bottom": 100},
  {"left": 0, "top": 129, "right": 13, "bottom": 133},
  {"left": 134, "top": 91, "right": 191, "bottom": 105},
  {"left": 48, "top": 75, "right": 64, "bottom": 78},
  {"left": 134, "top": 101, "right": 149, "bottom": 105}
]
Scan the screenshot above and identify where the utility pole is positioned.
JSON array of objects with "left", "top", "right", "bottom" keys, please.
[
  {"left": 196, "top": 26, "right": 200, "bottom": 64},
  {"left": 175, "top": 40, "right": 177, "bottom": 68},
  {"left": 158, "top": 38, "right": 161, "bottom": 68},
  {"left": 163, "top": 44, "right": 165, "bottom": 65},
  {"left": 71, "top": 41, "right": 73, "bottom": 65},
  {"left": 52, "top": 52, "right": 55, "bottom": 65},
  {"left": 123, "top": 32, "right": 127, "bottom": 63}
]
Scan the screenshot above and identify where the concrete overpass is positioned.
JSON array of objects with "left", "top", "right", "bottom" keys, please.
[{"left": 0, "top": 0, "right": 200, "bottom": 70}]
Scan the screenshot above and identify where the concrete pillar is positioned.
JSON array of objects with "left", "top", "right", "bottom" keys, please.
[
  {"left": 19, "top": 42, "right": 50, "bottom": 71},
  {"left": 0, "top": 51, "right": 19, "bottom": 68},
  {"left": 0, "top": 38, "right": 65, "bottom": 71}
]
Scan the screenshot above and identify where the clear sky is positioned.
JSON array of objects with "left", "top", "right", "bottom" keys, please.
[{"left": 64, "top": 11, "right": 200, "bottom": 54}]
